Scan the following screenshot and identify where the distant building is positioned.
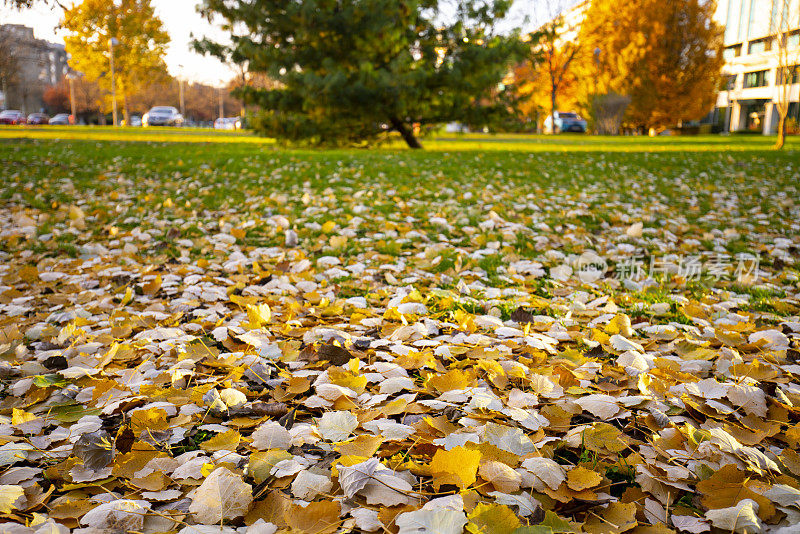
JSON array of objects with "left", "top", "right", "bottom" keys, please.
[
  {"left": 536, "top": 0, "right": 799, "bottom": 134},
  {"left": 713, "top": 0, "right": 800, "bottom": 134},
  {"left": 0, "top": 24, "right": 69, "bottom": 113}
]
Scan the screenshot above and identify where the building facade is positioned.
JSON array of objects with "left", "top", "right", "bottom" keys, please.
[
  {"left": 713, "top": 0, "right": 800, "bottom": 133},
  {"left": 0, "top": 24, "right": 69, "bottom": 114}
]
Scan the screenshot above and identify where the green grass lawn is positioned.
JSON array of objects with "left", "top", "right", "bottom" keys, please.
[
  {"left": 2, "top": 126, "right": 798, "bottom": 304},
  {"left": 2, "top": 128, "right": 798, "bottom": 263}
]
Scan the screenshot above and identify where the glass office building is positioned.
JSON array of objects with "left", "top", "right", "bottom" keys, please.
[{"left": 714, "top": 0, "right": 800, "bottom": 133}]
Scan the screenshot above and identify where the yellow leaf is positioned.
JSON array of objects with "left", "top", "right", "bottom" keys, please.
[
  {"left": 143, "top": 275, "right": 162, "bottom": 295},
  {"left": 335, "top": 434, "right": 384, "bottom": 457},
  {"left": 0, "top": 485, "right": 24, "bottom": 514},
  {"left": 230, "top": 294, "right": 261, "bottom": 306},
  {"left": 286, "top": 500, "right": 340, "bottom": 534},
  {"left": 426, "top": 368, "right": 471, "bottom": 393},
  {"left": 430, "top": 446, "right": 481, "bottom": 490},
  {"left": 131, "top": 408, "right": 169, "bottom": 434},
  {"left": 246, "top": 303, "right": 272, "bottom": 327},
  {"left": 201, "top": 430, "right": 241, "bottom": 452},
  {"left": 201, "top": 462, "right": 216, "bottom": 478},
  {"left": 786, "top": 424, "right": 800, "bottom": 445},
  {"left": 249, "top": 450, "right": 293, "bottom": 484},
  {"left": 12, "top": 408, "right": 37, "bottom": 425},
  {"left": 395, "top": 350, "right": 437, "bottom": 370},
  {"left": 321, "top": 220, "right": 336, "bottom": 233},
  {"left": 329, "top": 235, "right": 348, "bottom": 249},
  {"left": 245, "top": 490, "right": 291, "bottom": 527},
  {"left": 467, "top": 503, "right": 521, "bottom": 534},
  {"left": 328, "top": 368, "right": 368, "bottom": 394},
  {"left": 582, "top": 423, "right": 628, "bottom": 453},
  {"left": 583, "top": 502, "right": 638, "bottom": 534},
  {"left": 605, "top": 314, "right": 634, "bottom": 337},
  {"left": 120, "top": 286, "right": 133, "bottom": 306},
  {"left": 68, "top": 205, "right": 85, "bottom": 220},
  {"left": 566, "top": 466, "right": 603, "bottom": 491}
]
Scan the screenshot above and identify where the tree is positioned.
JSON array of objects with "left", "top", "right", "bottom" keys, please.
[
  {"left": 529, "top": 1, "right": 582, "bottom": 133},
  {"left": 578, "top": 0, "right": 724, "bottom": 131},
  {"left": 43, "top": 83, "right": 69, "bottom": 113},
  {"left": 772, "top": 0, "right": 799, "bottom": 150},
  {"left": 194, "top": 0, "right": 525, "bottom": 148},
  {"left": 127, "top": 80, "right": 242, "bottom": 123},
  {"left": 62, "top": 0, "right": 170, "bottom": 125},
  {"left": 3, "top": 0, "right": 66, "bottom": 10},
  {"left": 44, "top": 76, "right": 106, "bottom": 122}
]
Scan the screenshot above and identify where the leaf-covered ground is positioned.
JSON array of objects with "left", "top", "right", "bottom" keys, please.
[{"left": 0, "top": 132, "right": 799, "bottom": 534}]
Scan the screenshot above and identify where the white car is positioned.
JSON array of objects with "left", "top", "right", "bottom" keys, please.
[
  {"left": 214, "top": 117, "right": 242, "bottom": 130},
  {"left": 143, "top": 106, "right": 183, "bottom": 127}
]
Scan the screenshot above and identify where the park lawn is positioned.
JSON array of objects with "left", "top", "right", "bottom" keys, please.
[{"left": 0, "top": 130, "right": 799, "bottom": 531}]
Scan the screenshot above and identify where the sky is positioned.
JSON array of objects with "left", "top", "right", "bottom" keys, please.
[{"left": 0, "top": 0, "right": 570, "bottom": 86}]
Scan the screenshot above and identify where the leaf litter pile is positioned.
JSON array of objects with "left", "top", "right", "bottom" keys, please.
[{"left": 0, "top": 141, "right": 800, "bottom": 533}]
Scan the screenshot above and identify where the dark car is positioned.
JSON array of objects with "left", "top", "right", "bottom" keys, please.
[
  {"left": 50, "top": 114, "right": 74, "bottom": 125},
  {"left": 27, "top": 113, "right": 50, "bottom": 125},
  {"left": 0, "top": 110, "right": 27, "bottom": 125}
]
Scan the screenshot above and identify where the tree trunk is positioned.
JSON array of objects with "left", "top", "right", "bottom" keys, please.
[
  {"left": 123, "top": 94, "right": 130, "bottom": 127},
  {"left": 550, "top": 87, "right": 557, "bottom": 134},
  {"left": 390, "top": 116, "right": 422, "bottom": 149},
  {"left": 775, "top": 112, "right": 786, "bottom": 150}
]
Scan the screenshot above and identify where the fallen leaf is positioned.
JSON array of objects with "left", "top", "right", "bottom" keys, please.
[
  {"left": 566, "top": 466, "right": 603, "bottom": 491},
  {"left": 189, "top": 467, "right": 253, "bottom": 524},
  {"left": 430, "top": 446, "right": 481, "bottom": 490},
  {"left": 704, "top": 499, "right": 761, "bottom": 534}
]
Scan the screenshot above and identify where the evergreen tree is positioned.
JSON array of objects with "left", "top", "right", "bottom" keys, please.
[{"left": 194, "top": 0, "right": 525, "bottom": 148}]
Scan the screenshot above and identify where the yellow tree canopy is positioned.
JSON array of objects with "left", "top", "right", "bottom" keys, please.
[
  {"left": 514, "top": 46, "right": 581, "bottom": 123},
  {"left": 578, "top": 0, "right": 724, "bottom": 130},
  {"left": 63, "top": 0, "right": 170, "bottom": 116}
]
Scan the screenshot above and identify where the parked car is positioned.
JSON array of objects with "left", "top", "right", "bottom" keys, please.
[
  {"left": 0, "top": 110, "right": 27, "bottom": 125},
  {"left": 129, "top": 115, "right": 142, "bottom": 127},
  {"left": 49, "top": 114, "right": 74, "bottom": 125},
  {"left": 143, "top": 106, "right": 183, "bottom": 127},
  {"left": 214, "top": 117, "right": 242, "bottom": 130},
  {"left": 27, "top": 113, "right": 50, "bottom": 125},
  {"left": 543, "top": 111, "right": 587, "bottom": 134}
]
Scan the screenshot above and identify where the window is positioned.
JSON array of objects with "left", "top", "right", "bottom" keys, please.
[
  {"left": 789, "top": 32, "right": 800, "bottom": 49},
  {"left": 748, "top": 0, "right": 771, "bottom": 39},
  {"left": 778, "top": 66, "right": 799, "bottom": 85},
  {"left": 748, "top": 38, "right": 771, "bottom": 54},
  {"left": 725, "top": 0, "right": 742, "bottom": 43},
  {"left": 724, "top": 45, "right": 742, "bottom": 59},
  {"left": 743, "top": 70, "right": 769, "bottom": 88}
]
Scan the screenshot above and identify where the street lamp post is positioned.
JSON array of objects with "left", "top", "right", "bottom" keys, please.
[
  {"left": 178, "top": 64, "right": 185, "bottom": 120},
  {"left": 109, "top": 37, "right": 119, "bottom": 126}
]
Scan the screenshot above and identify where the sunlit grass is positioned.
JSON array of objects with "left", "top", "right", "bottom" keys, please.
[
  {"left": 1, "top": 125, "right": 798, "bottom": 152},
  {"left": 0, "top": 125, "right": 271, "bottom": 144}
]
